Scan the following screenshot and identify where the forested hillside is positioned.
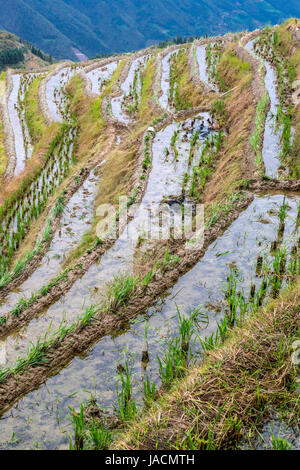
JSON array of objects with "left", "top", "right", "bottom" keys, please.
[
  {"left": 0, "top": 0, "right": 300, "bottom": 59},
  {"left": 0, "top": 30, "right": 53, "bottom": 70}
]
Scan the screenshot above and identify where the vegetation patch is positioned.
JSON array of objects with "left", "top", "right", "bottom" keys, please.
[
  {"left": 255, "top": 21, "right": 300, "bottom": 178},
  {"left": 204, "top": 45, "right": 255, "bottom": 203},
  {"left": 169, "top": 47, "right": 206, "bottom": 110},
  {"left": 23, "top": 74, "right": 48, "bottom": 146},
  {"left": 0, "top": 71, "right": 8, "bottom": 181},
  {"left": 112, "top": 277, "right": 300, "bottom": 450}
]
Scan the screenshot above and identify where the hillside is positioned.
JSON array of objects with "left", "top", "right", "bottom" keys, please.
[
  {"left": 0, "top": 18, "right": 299, "bottom": 451},
  {"left": 0, "top": 30, "right": 53, "bottom": 70},
  {"left": 0, "top": 0, "right": 300, "bottom": 59}
]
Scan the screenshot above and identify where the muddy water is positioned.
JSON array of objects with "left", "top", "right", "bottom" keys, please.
[
  {"left": 7, "top": 74, "right": 29, "bottom": 176},
  {"left": 0, "top": 115, "right": 213, "bottom": 366},
  {"left": 243, "top": 417, "right": 300, "bottom": 450},
  {"left": 159, "top": 49, "right": 179, "bottom": 111},
  {"left": 0, "top": 193, "right": 298, "bottom": 449},
  {"left": 245, "top": 40, "right": 281, "bottom": 177},
  {"left": 0, "top": 167, "right": 101, "bottom": 319},
  {"left": 86, "top": 61, "right": 119, "bottom": 95},
  {"left": 45, "top": 66, "right": 79, "bottom": 122},
  {"left": 111, "top": 55, "right": 149, "bottom": 123}
]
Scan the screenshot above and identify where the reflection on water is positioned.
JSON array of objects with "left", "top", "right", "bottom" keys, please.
[
  {"left": 245, "top": 40, "right": 281, "bottom": 177},
  {"left": 7, "top": 74, "right": 37, "bottom": 176},
  {"left": 86, "top": 61, "right": 119, "bottom": 95},
  {"left": 0, "top": 115, "right": 213, "bottom": 365},
  {"left": 0, "top": 43, "right": 298, "bottom": 448},
  {"left": 0, "top": 168, "right": 101, "bottom": 318},
  {"left": 195, "top": 44, "right": 218, "bottom": 91},
  {"left": 45, "top": 66, "right": 79, "bottom": 122},
  {"left": 111, "top": 55, "right": 149, "bottom": 123},
  {"left": 0, "top": 193, "right": 298, "bottom": 449},
  {"left": 243, "top": 417, "right": 300, "bottom": 450},
  {"left": 159, "top": 49, "right": 179, "bottom": 111}
]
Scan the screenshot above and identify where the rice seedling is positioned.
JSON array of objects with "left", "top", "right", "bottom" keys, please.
[
  {"left": 250, "top": 93, "right": 269, "bottom": 170},
  {"left": 224, "top": 268, "right": 241, "bottom": 324},
  {"left": 52, "top": 196, "right": 65, "bottom": 218},
  {"left": 42, "top": 219, "right": 52, "bottom": 242},
  {"left": 68, "top": 402, "right": 113, "bottom": 450},
  {"left": 0, "top": 124, "right": 76, "bottom": 279},
  {"left": 105, "top": 274, "right": 140, "bottom": 313},
  {"left": 158, "top": 306, "right": 208, "bottom": 386},
  {"left": 278, "top": 195, "right": 288, "bottom": 225},
  {"left": 79, "top": 304, "right": 99, "bottom": 327},
  {"left": 69, "top": 403, "right": 85, "bottom": 450},
  {"left": 87, "top": 422, "right": 113, "bottom": 450},
  {"left": 161, "top": 248, "right": 180, "bottom": 272},
  {"left": 5, "top": 267, "right": 72, "bottom": 320},
  {"left": 143, "top": 376, "right": 156, "bottom": 406},
  {"left": 271, "top": 434, "right": 292, "bottom": 450},
  {"left": 206, "top": 191, "right": 244, "bottom": 227},
  {"left": 157, "top": 336, "right": 187, "bottom": 387},
  {"left": 176, "top": 304, "right": 207, "bottom": 357},
  {"left": 115, "top": 349, "right": 136, "bottom": 422},
  {"left": 188, "top": 130, "right": 223, "bottom": 198}
]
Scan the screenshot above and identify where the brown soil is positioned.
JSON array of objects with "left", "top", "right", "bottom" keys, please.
[{"left": 248, "top": 178, "right": 300, "bottom": 192}]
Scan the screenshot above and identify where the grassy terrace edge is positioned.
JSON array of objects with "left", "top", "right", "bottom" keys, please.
[
  {"left": 0, "top": 190, "right": 253, "bottom": 414},
  {"left": 111, "top": 277, "right": 300, "bottom": 450}
]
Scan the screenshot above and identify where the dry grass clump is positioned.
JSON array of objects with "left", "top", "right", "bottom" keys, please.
[
  {"left": 217, "top": 45, "right": 252, "bottom": 89},
  {"left": 171, "top": 46, "right": 208, "bottom": 110},
  {"left": 113, "top": 279, "right": 300, "bottom": 450},
  {"left": 67, "top": 75, "right": 108, "bottom": 160},
  {"left": 204, "top": 46, "right": 254, "bottom": 204},
  {"left": 137, "top": 56, "right": 160, "bottom": 126}
]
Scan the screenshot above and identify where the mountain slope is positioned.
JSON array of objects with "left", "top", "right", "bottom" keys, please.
[
  {"left": 1, "top": 0, "right": 300, "bottom": 60},
  {"left": 0, "top": 30, "right": 53, "bottom": 69}
]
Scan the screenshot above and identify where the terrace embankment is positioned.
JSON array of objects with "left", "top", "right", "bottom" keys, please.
[
  {"left": 112, "top": 278, "right": 300, "bottom": 450},
  {"left": 0, "top": 59, "right": 163, "bottom": 334},
  {"left": 203, "top": 43, "right": 260, "bottom": 202},
  {"left": 0, "top": 27, "right": 299, "bottom": 450},
  {"left": 0, "top": 190, "right": 253, "bottom": 415},
  {"left": 3, "top": 39, "right": 264, "bottom": 378}
]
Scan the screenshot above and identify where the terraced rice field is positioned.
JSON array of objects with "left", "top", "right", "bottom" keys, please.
[{"left": 0, "top": 20, "right": 299, "bottom": 450}]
